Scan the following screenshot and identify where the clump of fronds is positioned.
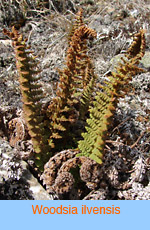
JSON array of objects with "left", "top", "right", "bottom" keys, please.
[
  {"left": 3, "top": 9, "right": 97, "bottom": 171},
  {"left": 3, "top": 27, "right": 51, "bottom": 171},
  {"left": 77, "top": 29, "right": 146, "bottom": 164}
]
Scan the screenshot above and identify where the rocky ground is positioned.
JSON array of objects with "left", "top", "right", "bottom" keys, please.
[{"left": 0, "top": 0, "right": 150, "bottom": 199}]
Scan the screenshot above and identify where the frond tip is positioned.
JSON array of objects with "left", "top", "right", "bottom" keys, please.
[{"left": 126, "top": 29, "right": 146, "bottom": 61}]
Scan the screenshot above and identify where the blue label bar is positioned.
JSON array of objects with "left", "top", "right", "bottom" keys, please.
[{"left": 0, "top": 200, "right": 149, "bottom": 230}]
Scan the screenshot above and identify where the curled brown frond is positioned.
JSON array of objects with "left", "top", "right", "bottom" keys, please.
[
  {"left": 47, "top": 20, "right": 97, "bottom": 150},
  {"left": 41, "top": 149, "right": 102, "bottom": 197}
]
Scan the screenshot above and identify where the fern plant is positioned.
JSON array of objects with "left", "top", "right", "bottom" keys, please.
[{"left": 3, "top": 8, "right": 146, "bottom": 173}]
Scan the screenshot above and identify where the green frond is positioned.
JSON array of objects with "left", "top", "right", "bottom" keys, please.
[
  {"left": 53, "top": 123, "right": 66, "bottom": 131},
  {"left": 89, "top": 152, "right": 103, "bottom": 165},
  {"left": 77, "top": 30, "right": 145, "bottom": 164}
]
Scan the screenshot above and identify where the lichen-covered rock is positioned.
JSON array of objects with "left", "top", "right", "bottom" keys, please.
[{"left": 0, "top": 139, "right": 53, "bottom": 200}]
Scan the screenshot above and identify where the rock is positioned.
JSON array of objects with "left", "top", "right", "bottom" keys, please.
[
  {"left": 110, "top": 51, "right": 150, "bottom": 71},
  {"left": 21, "top": 161, "right": 53, "bottom": 200},
  {"left": 0, "top": 139, "right": 53, "bottom": 200},
  {"left": 110, "top": 54, "right": 126, "bottom": 71},
  {"left": 88, "top": 15, "right": 103, "bottom": 31},
  {"left": 140, "top": 51, "right": 150, "bottom": 69}
]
